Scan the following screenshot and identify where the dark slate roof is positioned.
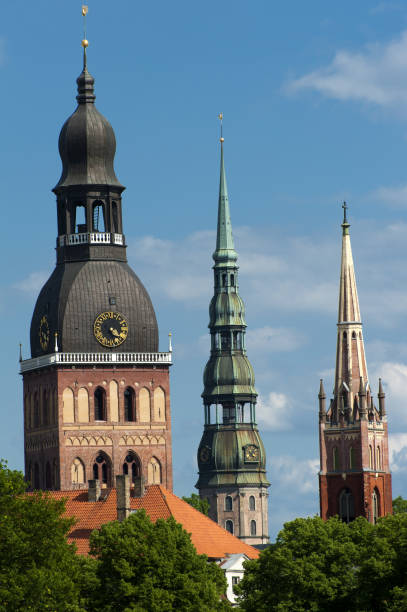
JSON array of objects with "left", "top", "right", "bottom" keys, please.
[
  {"left": 54, "top": 67, "right": 123, "bottom": 191},
  {"left": 30, "top": 261, "right": 158, "bottom": 356}
]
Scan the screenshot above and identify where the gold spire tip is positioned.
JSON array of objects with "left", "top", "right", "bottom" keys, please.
[
  {"left": 218, "top": 113, "right": 224, "bottom": 142},
  {"left": 82, "top": 39, "right": 89, "bottom": 48},
  {"left": 82, "top": 5, "right": 89, "bottom": 17}
]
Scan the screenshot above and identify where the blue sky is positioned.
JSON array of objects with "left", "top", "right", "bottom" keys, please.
[{"left": 3, "top": 1, "right": 407, "bottom": 537}]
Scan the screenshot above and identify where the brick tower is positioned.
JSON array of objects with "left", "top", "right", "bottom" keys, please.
[
  {"left": 20, "top": 43, "right": 173, "bottom": 492},
  {"left": 196, "top": 134, "right": 270, "bottom": 545},
  {"left": 319, "top": 204, "right": 392, "bottom": 523}
]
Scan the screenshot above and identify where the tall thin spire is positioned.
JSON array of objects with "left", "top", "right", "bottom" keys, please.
[
  {"left": 213, "top": 125, "right": 237, "bottom": 263},
  {"left": 334, "top": 204, "right": 368, "bottom": 402}
]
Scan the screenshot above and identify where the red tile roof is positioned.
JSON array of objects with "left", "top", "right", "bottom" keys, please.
[{"left": 48, "top": 486, "right": 259, "bottom": 559}]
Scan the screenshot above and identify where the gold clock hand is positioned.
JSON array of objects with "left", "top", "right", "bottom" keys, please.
[{"left": 110, "top": 327, "right": 119, "bottom": 337}]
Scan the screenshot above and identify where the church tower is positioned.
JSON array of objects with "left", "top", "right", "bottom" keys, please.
[
  {"left": 319, "top": 205, "right": 392, "bottom": 523},
  {"left": 20, "top": 38, "right": 172, "bottom": 492},
  {"left": 196, "top": 133, "right": 269, "bottom": 545}
]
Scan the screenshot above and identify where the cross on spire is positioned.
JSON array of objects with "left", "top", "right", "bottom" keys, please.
[{"left": 342, "top": 201, "right": 348, "bottom": 224}]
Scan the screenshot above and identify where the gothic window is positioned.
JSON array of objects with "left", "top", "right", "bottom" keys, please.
[
  {"left": 71, "top": 458, "right": 85, "bottom": 484},
  {"left": 122, "top": 452, "right": 140, "bottom": 483},
  {"left": 62, "top": 387, "right": 74, "bottom": 423},
  {"left": 369, "top": 445, "right": 373, "bottom": 469},
  {"left": 225, "top": 520, "right": 234, "bottom": 534},
  {"left": 78, "top": 387, "right": 90, "bottom": 423},
  {"left": 333, "top": 447, "right": 340, "bottom": 471},
  {"left": 249, "top": 495, "right": 256, "bottom": 511},
  {"left": 92, "top": 201, "right": 105, "bottom": 232},
  {"left": 147, "top": 457, "right": 161, "bottom": 484},
  {"left": 377, "top": 446, "right": 381, "bottom": 470},
  {"left": 124, "top": 387, "right": 136, "bottom": 422},
  {"left": 109, "top": 380, "right": 119, "bottom": 422},
  {"left": 94, "top": 387, "right": 107, "bottom": 421},
  {"left": 225, "top": 496, "right": 233, "bottom": 511},
  {"left": 349, "top": 447, "right": 356, "bottom": 470},
  {"left": 372, "top": 488, "right": 380, "bottom": 523},
  {"left": 34, "top": 463, "right": 40, "bottom": 490},
  {"left": 339, "top": 488, "right": 355, "bottom": 523},
  {"left": 45, "top": 462, "right": 52, "bottom": 489},
  {"left": 93, "top": 453, "right": 111, "bottom": 486},
  {"left": 139, "top": 387, "right": 151, "bottom": 422},
  {"left": 250, "top": 520, "right": 257, "bottom": 536}
]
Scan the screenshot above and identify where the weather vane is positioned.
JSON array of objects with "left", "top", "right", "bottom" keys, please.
[
  {"left": 81, "top": 4, "right": 89, "bottom": 66},
  {"left": 218, "top": 113, "right": 224, "bottom": 142},
  {"left": 342, "top": 201, "right": 348, "bottom": 224}
]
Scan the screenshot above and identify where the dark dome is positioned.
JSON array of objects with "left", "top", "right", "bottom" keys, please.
[
  {"left": 54, "top": 67, "right": 123, "bottom": 190},
  {"left": 30, "top": 261, "right": 158, "bottom": 357}
]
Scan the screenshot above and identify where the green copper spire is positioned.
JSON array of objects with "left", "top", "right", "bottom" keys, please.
[{"left": 213, "top": 141, "right": 238, "bottom": 263}]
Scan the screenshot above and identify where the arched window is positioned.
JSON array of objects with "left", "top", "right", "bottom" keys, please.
[
  {"left": 75, "top": 204, "right": 86, "bottom": 233},
  {"left": 377, "top": 446, "right": 381, "bottom": 470},
  {"left": 53, "top": 459, "right": 58, "bottom": 489},
  {"left": 249, "top": 495, "right": 256, "bottom": 511},
  {"left": 333, "top": 447, "right": 340, "bottom": 471},
  {"left": 92, "top": 201, "right": 105, "bottom": 232},
  {"left": 225, "top": 496, "right": 233, "bottom": 511},
  {"left": 71, "top": 458, "right": 85, "bottom": 485},
  {"left": 93, "top": 453, "right": 111, "bottom": 486},
  {"left": 225, "top": 520, "right": 234, "bottom": 534},
  {"left": 42, "top": 390, "right": 48, "bottom": 426},
  {"left": 250, "top": 520, "right": 257, "bottom": 536},
  {"left": 352, "top": 331, "right": 356, "bottom": 339},
  {"left": 230, "top": 274, "right": 235, "bottom": 287},
  {"left": 372, "top": 488, "right": 380, "bottom": 523},
  {"left": 94, "top": 387, "right": 107, "bottom": 421},
  {"left": 34, "top": 463, "right": 40, "bottom": 490},
  {"left": 147, "top": 457, "right": 161, "bottom": 484},
  {"left": 369, "top": 445, "right": 373, "bottom": 469},
  {"left": 339, "top": 488, "right": 355, "bottom": 523},
  {"left": 122, "top": 452, "right": 140, "bottom": 483},
  {"left": 45, "top": 462, "right": 52, "bottom": 489},
  {"left": 124, "top": 387, "right": 136, "bottom": 422},
  {"left": 222, "top": 273, "right": 227, "bottom": 287},
  {"left": 34, "top": 393, "right": 40, "bottom": 428},
  {"left": 153, "top": 387, "right": 166, "bottom": 422},
  {"left": 349, "top": 447, "right": 356, "bottom": 470}
]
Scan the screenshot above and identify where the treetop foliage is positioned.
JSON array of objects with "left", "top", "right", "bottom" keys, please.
[
  {"left": 235, "top": 513, "right": 407, "bottom": 612},
  {"left": 181, "top": 493, "right": 209, "bottom": 516}
]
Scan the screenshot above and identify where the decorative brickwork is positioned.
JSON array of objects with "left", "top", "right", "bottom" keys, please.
[{"left": 319, "top": 208, "right": 392, "bottom": 523}]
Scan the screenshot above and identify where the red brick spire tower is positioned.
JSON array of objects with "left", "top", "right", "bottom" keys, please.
[{"left": 319, "top": 204, "right": 392, "bottom": 523}]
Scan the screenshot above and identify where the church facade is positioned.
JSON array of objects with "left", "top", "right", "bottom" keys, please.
[
  {"left": 20, "top": 49, "right": 173, "bottom": 493},
  {"left": 318, "top": 207, "right": 392, "bottom": 522}
]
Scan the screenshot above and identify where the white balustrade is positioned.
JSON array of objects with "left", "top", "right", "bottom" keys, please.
[
  {"left": 58, "top": 233, "right": 124, "bottom": 246},
  {"left": 20, "top": 351, "right": 172, "bottom": 373}
]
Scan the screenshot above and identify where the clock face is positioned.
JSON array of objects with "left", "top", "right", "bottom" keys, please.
[
  {"left": 244, "top": 445, "right": 260, "bottom": 463},
  {"left": 199, "top": 446, "right": 210, "bottom": 463},
  {"left": 94, "top": 311, "right": 129, "bottom": 348},
  {"left": 39, "top": 315, "right": 50, "bottom": 351}
]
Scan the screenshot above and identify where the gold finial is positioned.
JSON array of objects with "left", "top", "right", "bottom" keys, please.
[
  {"left": 81, "top": 4, "right": 89, "bottom": 58},
  {"left": 218, "top": 113, "right": 224, "bottom": 142}
]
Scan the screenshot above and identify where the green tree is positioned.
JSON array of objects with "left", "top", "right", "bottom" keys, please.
[
  {"left": 88, "top": 509, "right": 229, "bottom": 611},
  {"left": 235, "top": 515, "right": 401, "bottom": 612},
  {"left": 0, "top": 460, "right": 85, "bottom": 611},
  {"left": 182, "top": 493, "right": 209, "bottom": 516},
  {"left": 392, "top": 495, "right": 407, "bottom": 514}
]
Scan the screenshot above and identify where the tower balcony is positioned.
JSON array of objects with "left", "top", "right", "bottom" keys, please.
[
  {"left": 20, "top": 351, "right": 172, "bottom": 373},
  {"left": 58, "top": 232, "right": 124, "bottom": 247}
]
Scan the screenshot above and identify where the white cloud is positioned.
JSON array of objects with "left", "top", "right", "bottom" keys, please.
[
  {"left": 287, "top": 30, "right": 407, "bottom": 112},
  {"left": 271, "top": 455, "right": 319, "bottom": 495},
  {"left": 246, "top": 326, "right": 306, "bottom": 353},
  {"left": 257, "top": 391, "right": 293, "bottom": 431},
  {"left": 370, "top": 184, "right": 407, "bottom": 208},
  {"left": 13, "top": 271, "right": 48, "bottom": 294}
]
